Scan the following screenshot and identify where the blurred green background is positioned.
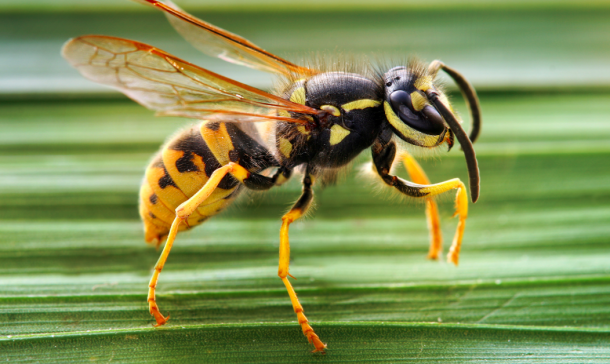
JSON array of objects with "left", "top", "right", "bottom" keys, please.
[{"left": 1, "top": 1, "right": 610, "bottom": 362}]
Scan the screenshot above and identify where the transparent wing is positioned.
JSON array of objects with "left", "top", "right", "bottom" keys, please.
[
  {"left": 134, "top": 0, "right": 317, "bottom": 77},
  {"left": 62, "top": 35, "right": 318, "bottom": 124}
]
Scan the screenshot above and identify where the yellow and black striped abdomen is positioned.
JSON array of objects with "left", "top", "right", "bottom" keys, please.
[{"left": 139, "top": 121, "right": 278, "bottom": 244}]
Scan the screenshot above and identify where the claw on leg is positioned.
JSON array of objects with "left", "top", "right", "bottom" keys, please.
[
  {"left": 148, "top": 264, "right": 170, "bottom": 326},
  {"left": 149, "top": 302, "right": 170, "bottom": 327}
]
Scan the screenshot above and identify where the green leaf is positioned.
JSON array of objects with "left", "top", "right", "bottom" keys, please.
[
  {"left": 2, "top": 1, "right": 610, "bottom": 360},
  {"left": 3, "top": 0, "right": 608, "bottom": 12},
  {"left": 3, "top": 6, "right": 610, "bottom": 94},
  {"left": 2, "top": 91, "right": 610, "bottom": 361}
]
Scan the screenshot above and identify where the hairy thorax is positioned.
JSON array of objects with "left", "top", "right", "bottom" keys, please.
[{"left": 275, "top": 71, "right": 385, "bottom": 169}]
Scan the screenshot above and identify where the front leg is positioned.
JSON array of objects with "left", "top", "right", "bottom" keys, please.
[
  {"left": 372, "top": 140, "right": 468, "bottom": 265},
  {"left": 401, "top": 150, "right": 443, "bottom": 260}
]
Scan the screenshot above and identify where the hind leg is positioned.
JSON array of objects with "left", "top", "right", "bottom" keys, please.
[{"left": 148, "top": 162, "right": 280, "bottom": 325}]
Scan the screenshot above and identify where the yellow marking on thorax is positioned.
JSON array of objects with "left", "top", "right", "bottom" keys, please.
[
  {"left": 329, "top": 124, "right": 350, "bottom": 145},
  {"left": 200, "top": 121, "right": 234, "bottom": 166},
  {"left": 290, "top": 86, "right": 306, "bottom": 105},
  {"left": 320, "top": 105, "right": 340, "bottom": 116},
  {"left": 383, "top": 101, "right": 441, "bottom": 147},
  {"left": 341, "top": 99, "right": 381, "bottom": 112},
  {"left": 410, "top": 92, "right": 427, "bottom": 112},
  {"left": 279, "top": 137, "right": 293, "bottom": 158},
  {"left": 297, "top": 125, "right": 310, "bottom": 135}
]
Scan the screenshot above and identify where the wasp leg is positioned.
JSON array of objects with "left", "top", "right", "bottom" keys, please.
[
  {"left": 278, "top": 172, "right": 326, "bottom": 353},
  {"left": 428, "top": 60, "right": 481, "bottom": 144},
  {"left": 373, "top": 141, "right": 468, "bottom": 265},
  {"left": 148, "top": 162, "right": 279, "bottom": 326},
  {"left": 401, "top": 151, "right": 443, "bottom": 260}
]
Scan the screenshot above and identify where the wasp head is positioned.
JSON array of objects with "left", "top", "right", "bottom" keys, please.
[{"left": 382, "top": 66, "right": 455, "bottom": 150}]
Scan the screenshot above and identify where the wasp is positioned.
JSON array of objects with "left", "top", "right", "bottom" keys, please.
[{"left": 62, "top": 0, "right": 481, "bottom": 353}]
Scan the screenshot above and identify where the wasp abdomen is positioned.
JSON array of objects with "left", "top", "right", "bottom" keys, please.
[{"left": 139, "top": 122, "right": 276, "bottom": 244}]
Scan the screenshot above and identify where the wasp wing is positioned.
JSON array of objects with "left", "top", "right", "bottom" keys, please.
[
  {"left": 133, "top": 0, "right": 317, "bottom": 77},
  {"left": 62, "top": 35, "right": 318, "bottom": 124}
]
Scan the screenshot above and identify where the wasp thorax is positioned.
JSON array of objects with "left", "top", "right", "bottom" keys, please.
[
  {"left": 383, "top": 67, "right": 448, "bottom": 148},
  {"left": 277, "top": 72, "right": 384, "bottom": 168}
]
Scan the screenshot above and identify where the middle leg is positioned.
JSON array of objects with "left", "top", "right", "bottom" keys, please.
[{"left": 278, "top": 172, "right": 326, "bottom": 353}]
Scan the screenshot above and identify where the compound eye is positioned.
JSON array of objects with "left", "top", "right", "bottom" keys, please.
[{"left": 389, "top": 90, "right": 445, "bottom": 135}]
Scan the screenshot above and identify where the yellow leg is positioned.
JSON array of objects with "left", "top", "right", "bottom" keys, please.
[
  {"left": 147, "top": 162, "right": 251, "bottom": 326},
  {"left": 278, "top": 176, "right": 326, "bottom": 353},
  {"left": 401, "top": 152, "right": 443, "bottom": 260},
  {"left": 148, "top": 216, "right": 179, "bottom": 326},
  {"left": 419, "top": 179, "right": 468, "bottom": 265},
  {"left": 373, "top": 140, "right": 468, "bottom": 265}
]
